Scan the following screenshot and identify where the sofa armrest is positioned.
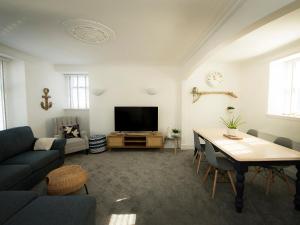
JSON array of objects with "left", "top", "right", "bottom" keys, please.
[
  {"left": 54, "top": 134, "right": 61, "bottom": 139},
  {"left": 81, "top": 131, "right": 89, "bottom": 148},
  {"left": 51, "top": 138, "right": 66, "bottom": 159}
]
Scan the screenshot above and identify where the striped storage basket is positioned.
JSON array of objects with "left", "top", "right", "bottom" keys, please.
[{"left": 89, "top": 135, "right": 107, "bottom": 154}]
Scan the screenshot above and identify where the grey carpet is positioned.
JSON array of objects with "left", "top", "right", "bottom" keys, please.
[{"left": 65, "top": 149, "right": 300, "bottom": 225}]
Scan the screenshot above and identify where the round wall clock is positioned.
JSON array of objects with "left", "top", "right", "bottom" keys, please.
[{"left": 206, "top": 72, "right": 223, "bottom": 87}]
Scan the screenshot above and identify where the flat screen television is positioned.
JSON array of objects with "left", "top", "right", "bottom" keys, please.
[{"left": 114, "top": 107, "right": 158, "bottom": 131}]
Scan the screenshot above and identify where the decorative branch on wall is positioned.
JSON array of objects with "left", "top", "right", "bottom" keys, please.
[
  {"left": 41, "top": 88, "right": 52, "bottom": 110},
  {"left": 191, "top": 87, "right": 238, "bottom": 103}
]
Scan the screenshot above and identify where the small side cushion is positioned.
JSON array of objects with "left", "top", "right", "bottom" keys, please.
[
  {"left": 4, "top": 195, "right": 96, "bottom": 225},
  {"left": 0, "top": 165, "right": 32, "bottom": 191},
  {"left": 0, "top": 191, "right": 38, "bottom": 224},
  {"left": 3, "top": 151, "right": 60, "bottom": 171}
]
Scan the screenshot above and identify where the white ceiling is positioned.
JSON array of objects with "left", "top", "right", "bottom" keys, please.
[
  {"left": 211, "top": 7, "right": 300, "bottom": 63},
  {"left": 0, "top": 0, "right": 240, "bottom": 65}
]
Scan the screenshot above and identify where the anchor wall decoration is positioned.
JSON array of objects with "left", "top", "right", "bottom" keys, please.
[{"left": 41, "top": 88, "right": 52, "bottom": 110}]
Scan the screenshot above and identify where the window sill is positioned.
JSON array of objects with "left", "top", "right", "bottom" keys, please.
[
  {"left": 266, "top": 113, "right": 300, "bottom": 121},
  {"left": 64, "top": 108, "right": 89, "bottom": 111}
]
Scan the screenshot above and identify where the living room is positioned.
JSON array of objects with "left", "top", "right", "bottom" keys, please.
[{"left": 1, "top": 1, "right": 300, "bottom": 225}]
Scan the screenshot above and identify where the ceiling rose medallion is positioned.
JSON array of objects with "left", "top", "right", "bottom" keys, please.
[{"left": 62, "top": 19, "right": 115, "bottom": 45}]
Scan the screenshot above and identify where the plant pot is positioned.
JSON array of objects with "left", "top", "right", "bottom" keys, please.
[
  {"left": 227, "top": 109, "right": 235, "bottom": 114},
  {"left": 172, "top": 133, "right": 180, "bottom": 138},
  {"left": 227, "top": 128, "right": 238, "bottom": 136}
]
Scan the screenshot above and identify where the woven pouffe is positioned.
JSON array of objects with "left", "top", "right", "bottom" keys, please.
[{"left": 89, "top": 134, "right": 107, "bottom": 153}]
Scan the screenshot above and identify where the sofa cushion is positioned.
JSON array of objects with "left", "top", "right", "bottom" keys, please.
[
  {"left": 3, "top": 195, "right": 96, "bottom": 225},
  {"left": 0, "top": 165, "right": 32, "bottom": 191},
  {"left": 0, "top": 191, "right": 38, "bottom": 224},
  {"left": 65, "top": 138, "right": 87, "bottom": 154},
  {"left": 0, "top": 126, "right": 35, "bottom": 162},
  {"left": 3, "top": 150, "right": 60, "bottom": 171}
]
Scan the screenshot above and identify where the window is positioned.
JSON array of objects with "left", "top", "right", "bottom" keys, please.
[
  {"left": 65, "top": 73, "right": 89, "bottom": 109},
  {"left": 268, "top": 53, "right": 300, "bottom": 118},
  {"left": 0, "top": 59, "right": 6, "bottom": 130}
]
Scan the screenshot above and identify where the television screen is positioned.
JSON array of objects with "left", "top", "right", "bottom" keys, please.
[{"left": 114, "top": 107, "right": 158, "bottom": 131}]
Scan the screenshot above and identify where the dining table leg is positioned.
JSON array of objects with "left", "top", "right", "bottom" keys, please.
[
  {"left": 234, "top": 163, "right": 248, "bottom": 213},
  {"left": 295, "top": 164, "right": 300, "bottom": 210}
]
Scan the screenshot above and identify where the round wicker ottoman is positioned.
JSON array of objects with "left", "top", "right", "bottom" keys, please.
[{"left": 46, "top": 165, "right": 89, "bottom": 195}]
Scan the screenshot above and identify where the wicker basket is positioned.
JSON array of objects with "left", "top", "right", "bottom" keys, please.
[{"left": 47, "top": 165, "right": 88, "bottom": 195}]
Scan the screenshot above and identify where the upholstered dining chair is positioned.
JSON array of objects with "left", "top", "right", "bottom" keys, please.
[
  {"left": 250, "top": 136, "right": 293, "bottom": 195},
  {"left": 193, "top": 131, "right": 205, "bottom": 174},
  {"left": 265, "top": 137, "right": 293, "bottom": 195},
  {"left": 53, "top": 116, "right": 89, "bottom": 155},
  {"left": 247, "top": 129, "right": 258, "bottom": 137},
  {"left": 203, "top": 141, "right": 236, "bottom": 199}
]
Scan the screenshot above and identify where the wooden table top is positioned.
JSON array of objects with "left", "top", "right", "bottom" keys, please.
[{"left": 195, "top": 128, "right": 300, "bottom": 162}]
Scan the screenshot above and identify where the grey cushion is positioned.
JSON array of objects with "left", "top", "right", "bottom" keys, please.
[
  {"left": 3, "top": 195, "right": 96, "bottom": 225},
  {"left": 0, "top": 126, "right": 35, "bottom": 162},
  {"left": 3, "top": 151, "right": 60, "bottom": 171},
  {"left": 0, "top": 165, "right": 32, "bottom": 190},
  {"left": 0, "top": 191, "right": 37, "bottom": 224}
]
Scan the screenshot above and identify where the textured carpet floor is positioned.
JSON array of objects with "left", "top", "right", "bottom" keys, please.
[{"left": 65, "top": 149, "right": 300, "bottom": 225}]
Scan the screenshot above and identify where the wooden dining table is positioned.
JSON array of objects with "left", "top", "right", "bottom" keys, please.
[{"left": 195, "top": 128, "right": 300, "bottom": 213}]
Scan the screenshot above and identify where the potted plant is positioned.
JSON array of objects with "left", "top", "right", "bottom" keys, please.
[
  {"left": 220, "top": 115, "right": 244, "bottom": 136},
  {"left": 227, "top": 106, "right": 235, "bottom": 113},
  {"left": 172, "top": 129, "right": 180, "bottom": 138}
]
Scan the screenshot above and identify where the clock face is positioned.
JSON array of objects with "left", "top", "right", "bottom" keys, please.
[{"left": 206, "top": 72, "right": 223, "bottom": 87}]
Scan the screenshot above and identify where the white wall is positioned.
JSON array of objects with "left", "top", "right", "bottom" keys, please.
[
  {"left": 89, "top": 65, "right": 180, "bottom": 137},
  {"left": 4, "top": 59, "right": 28, "bottom": 128},
  {"left": 56, "top": 65, "right": 180, "bottom": 140},
  {"left": 0, "top": 44, "right": 71, "bottom": 137},
  {"left": 239, "top": 41, "right": 300, "bottom": 145},
  {"left": 181, "top": 62, "right": 241, "bottom": 149},
  {"left": 25, "top": 61, "right": 66, "bottom": 137}
]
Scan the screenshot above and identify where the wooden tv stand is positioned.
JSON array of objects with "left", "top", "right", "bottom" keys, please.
[{"left": 107, "top": 132, "right": 164, "bottom": 150}]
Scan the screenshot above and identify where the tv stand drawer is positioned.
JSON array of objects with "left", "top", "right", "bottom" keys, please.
[
  {"left": 108, "top": 136, "right": 123, "bottom": 147},
  {"left": 107, "top": 132, "right": 164, "bottom": 150},
  {"left": 147, "top": 136, "right": 163, "bottom": 147}
]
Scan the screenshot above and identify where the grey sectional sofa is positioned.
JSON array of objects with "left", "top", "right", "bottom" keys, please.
[
  {"left": 0, "top": 126, "right": 96, "bottom": 225},
  {"left": 0, "top": 126, "right": 65, "bottom": 190},
  {"left": 0, "top": 191, "right": 96, "bottom": 225}
]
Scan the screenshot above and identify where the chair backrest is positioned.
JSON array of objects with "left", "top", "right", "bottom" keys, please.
[
  {"left": 274, "top": 137, "right": 293, "bottom": 149},
  {"left": 247, "top": 129, "right": 258, "bottom": 137},
  {"left": 53, "top": 117, "right": 79, "bottom": 137},
  {"left": 0, "top": 126, "right": 35, "bottom": 162},
  {"left": 193, "top": 131, "right": 201, "bottom": 151},
  {"left": 204, "top": 141, "right": 218, "bottom": 167}
]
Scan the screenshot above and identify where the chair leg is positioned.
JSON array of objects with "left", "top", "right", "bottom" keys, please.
[
  {"left": 203, "top": 165, "right": 212, "bottom": 184},
  {"left": 212, "top": 169, "right": 218, "bottom": 199},
  {"left": 249, "top": 167, "right": 261, "bottom": 183},
  {"left": 227, "top": 171, "right": 237, "bottom": 195},
  {"left": 282, "top": 172, "right": 293, "bottom": 194},
  {"left": 196, "top": 152, "right": 203, "bottom": 174},
  {"left": 265, "top": 169, "right": 273, "bottom": 195},
  {"left": 193, "top": 152, "right": 198, "bottom": 164}
]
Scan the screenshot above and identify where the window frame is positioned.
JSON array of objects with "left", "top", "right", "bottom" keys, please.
[
  {"left": 0, "top": 59, "right": 7, "bottom": 130},
  {"left": 64, "top": 73, "right": 89, "bottom": 110},
  {"left": 267, "top": 53, "right": 300, "bottom": 120}
]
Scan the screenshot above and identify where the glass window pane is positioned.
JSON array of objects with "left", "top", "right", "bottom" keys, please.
[
  {"left": 65, "top": 74, "right": 89, "bottom": 109},
  {"left": 71, "top": 87, "right": 78, "bottom": 108},
  {"left": 268, "top": 61, "right": 291, "bottom": 115},
  {"left": 78, "top": 88, "right": 86, "bottom": 108},
  {"left": 0, "top": 61, "right": 5, "bottom": 130},
  {"left": 78, "top": 76, "right": 86, "bottom": 87},
  {"left": 292, "top": 61, "right": 300, "bottom": 114}
]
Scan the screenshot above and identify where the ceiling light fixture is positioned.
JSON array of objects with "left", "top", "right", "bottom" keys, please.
[{"left": 62, "top": 19, "right": 115, "bottom": 45}]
